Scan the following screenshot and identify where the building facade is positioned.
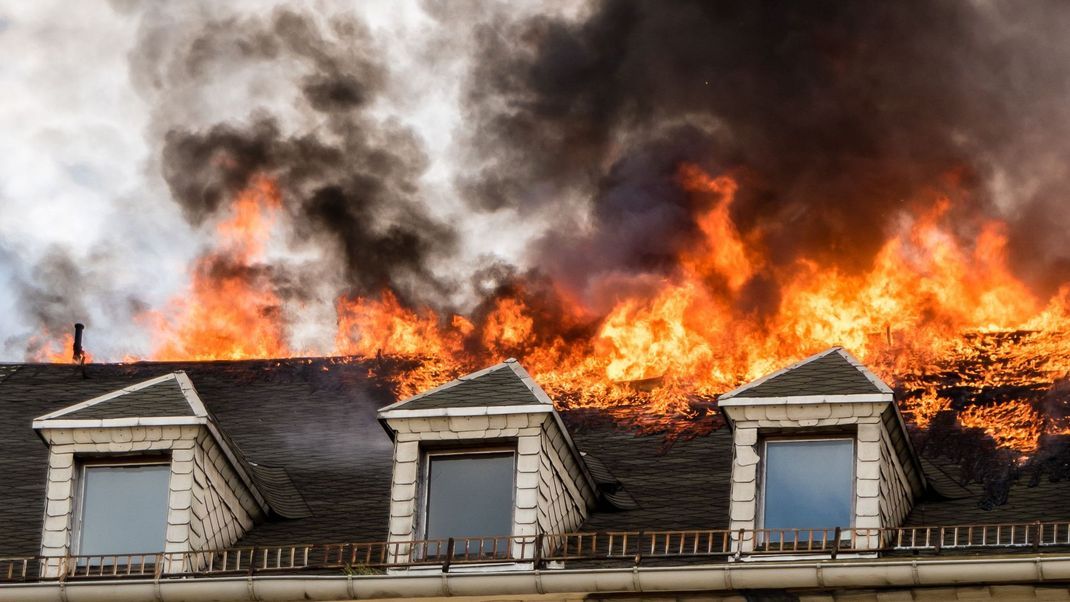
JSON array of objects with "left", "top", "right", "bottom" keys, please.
[{"left": 1, "top": 351, "right": 1069, "bottom": 601}]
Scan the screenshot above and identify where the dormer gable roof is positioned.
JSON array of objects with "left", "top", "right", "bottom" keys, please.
[
  {"left": 28, "top": 371, "right": 314, "bottom": 519},
  {"left": 719, "top": 346, "right": 892, "bottom": 404},
  {"left": 32, "top": 371, "right": 206, "bottom": 427},
  {"left": 378, "top": 358, "right": 551, "bottom": 416}
]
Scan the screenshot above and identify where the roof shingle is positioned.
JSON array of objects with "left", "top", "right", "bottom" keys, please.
[
  {"left": 1, "top": 358, "right": 1068, "bottom": 560},
  {"left": 723, "top": 347, "right": 886, "bottom": 399},
  {"left": 385, "top": 360, "right": 546, "bottom": 411},
  {"left": 52, "top": 374, "right": 196, "bottom": 420}
]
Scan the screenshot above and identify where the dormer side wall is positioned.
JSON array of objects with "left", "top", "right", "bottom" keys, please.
[
  {"left": 36, "top": 425, "right": 263, "bottom": 576},
  {"left": 384, "top": 410, "right": 596, "bottom": 562},
  {"left": 723, "top": 400, "right": 916, "bottom": 553}
]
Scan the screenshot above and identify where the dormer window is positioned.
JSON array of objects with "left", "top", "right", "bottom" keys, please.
[
  {"left": 75, "top": 461, "right": 171, "bottom": 558},
  {"left": 422, "top": 449, "right": 516, "bottom": 556},
  {"left": 378, "top": 359, "right": 599, "bottom": 569},
  {"left": 760, "top": 438, "right": 854, "bottom": 541},
  {"left": 30, "top": 371, "right": 288, "bottom": 577},
  {"left": 719, "top": 347, "right": 926, "bottom": 556}
]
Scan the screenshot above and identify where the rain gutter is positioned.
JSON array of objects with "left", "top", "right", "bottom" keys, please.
[{"left": 2, "top": 555, "right": 1070, "bottom": 602}]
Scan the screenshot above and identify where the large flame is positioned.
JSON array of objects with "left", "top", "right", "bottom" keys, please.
[
  {"left": 28, "top": 332, "right": 91, "bottom": 364},
  {"left": 139, "top": 175, "right": 292, "bottom": 361},
  {"left": 34, "top": 168, "right": 1070, "bottom": 453}
]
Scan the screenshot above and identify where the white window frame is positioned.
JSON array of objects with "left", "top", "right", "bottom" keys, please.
[
  {"left": 757, "top": 436, "right": 856, "bottom": 544},
  {"left": 72, "top": 458, "right": 172, "bottom": 557},
  {"left": 417, "top": 447, "right": 517, "bottom": 552}
]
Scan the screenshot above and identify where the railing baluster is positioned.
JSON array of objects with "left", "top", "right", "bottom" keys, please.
[{"left": 9, "top": 520, "right": 1070, "bottom": 583}]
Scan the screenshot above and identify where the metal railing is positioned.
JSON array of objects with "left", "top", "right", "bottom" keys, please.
[
  {"left": 0, "top": 557, "right": 30, "bottom": 581},
  {"left": 4, "top": 521, "right": 1069, "bottom": 582}
]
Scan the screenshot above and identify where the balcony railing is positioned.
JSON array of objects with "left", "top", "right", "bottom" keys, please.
[{"left": 2, "top": 520, "right": 1069, "bottom": 582}]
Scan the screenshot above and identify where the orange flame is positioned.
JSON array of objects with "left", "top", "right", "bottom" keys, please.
[
  {"left": 29, "top": 332, "right": 92, "bottom": 364},
  {"left": 140, "top": 174, "right": 292, "bottom": 361},
  {"left": 324, "top": 165, "right": 1070, "bottom": 451},
  {"left": 32, "top": 166, "right": 1070, "bottom": 453}
]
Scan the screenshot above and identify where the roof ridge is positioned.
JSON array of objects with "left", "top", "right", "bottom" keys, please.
[
  {"left": 378, "top": 359, "right": 556, "bottom": 414},
  {"left": 833, "top": 347, "right": 894, "bottom": 394},
  {"left": 376, "top": 359, "right": 517, "bottom": 412},
  {"left": 502, "top": 360, "right": 554, "bottom": 405}
]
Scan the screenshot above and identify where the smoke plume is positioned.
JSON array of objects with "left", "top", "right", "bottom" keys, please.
[
  {"left": 140, "top": 7, "right": 457, "bottom": 305},
  {"left": 462, "top": 0, "right": 1070, "bottom": 307}
]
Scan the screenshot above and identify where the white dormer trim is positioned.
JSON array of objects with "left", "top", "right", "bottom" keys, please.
[
  {"left": 720, "top": 393, "right": 891, "bottom": 406},
  {"left": 174, "top": 371, "right": 211, "bottom": 416},
  {"left": 719, "top": 347, "right": 924, "bottom": 557},
  {"left": 32, "top": 372, "right": 268, "bottom": 574},
  {"left": 378, "top": 404, "right": 555, "bottom": 420},
  {"left": 378, "top": 360, "right": 598, "bottom": 569},
  {"left": 33, "top": 372, "right": 268, "bottom": 516},
  {"left": 31, "top": 416, "right": 207, "bottom": 429},
  {"left": 33, "top": 372, "right": 199, "bottom": 423},
  {"left": 836, "top": 347, "right": 896, "bottom": 394}
]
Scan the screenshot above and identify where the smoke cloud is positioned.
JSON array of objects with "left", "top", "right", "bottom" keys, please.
[
  {"left": 6, "top": 0, "right": 1070, "bottom": 361},
  {"left": 461, "top": 0, "right": 1070, "bottom": 306},
  {"left": 143, "top": 7, "right": 458, "bottom": 304}
]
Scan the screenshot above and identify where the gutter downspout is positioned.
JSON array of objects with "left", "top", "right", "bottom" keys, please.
[{"left": 3, "top": 556, "right": 1070, "bottom": 602}]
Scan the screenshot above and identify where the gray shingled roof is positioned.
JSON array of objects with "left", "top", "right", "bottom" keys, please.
[
  {"left": 51, "top": 375, "right": 196, "bottom": 420},
  {"left": 725, "top": 347, "right": 885, "bottom": 398},
  {"left": 246, "top": 464, "right": 313, "bottom": 519},
  {"left": 1, "top": 359, "right": 1069, "bottom": 561},
  {"left": 385, "top": 361, "right": 546, "bottom": 411},
  {"left": 0, "top": 365, "right": 19, "bottom": 384}
]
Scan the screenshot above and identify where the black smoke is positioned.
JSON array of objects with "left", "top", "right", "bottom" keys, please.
[
  {"left": 143, "top": 8, "right": 457, "bottom": 304},
  {"left": 10, "top": 247, "right": 146, "bottom": 360},
  {"left": 462, "top": 0, "right": 1070, "bottom": 304}
]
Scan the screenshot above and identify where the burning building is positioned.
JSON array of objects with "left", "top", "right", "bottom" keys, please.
[
  {"left": 1, "top": 348, "right": 1070, "bottom": 600},
  {"left": 6, "top": 0, "right": 1070, "bottom": 599}
]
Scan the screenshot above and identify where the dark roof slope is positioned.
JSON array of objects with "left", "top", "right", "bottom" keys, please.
[
  {"left": 2, "top": 359, "right": 1070, "bottom": 559},
  {"left": 727, "top": 347, "right": 884, "bottom": 398},
  {"left": 0, "top": 360, "right": 396, "bottom": 554},
  {"left": 0, "top": 365, "right": 19, "bottom": 383},
  {"left": 53, "top": 375, "right": 196, "bottom": 420},
  {"left": 385, "top": 361, "right": 545, "bottom": 411}
]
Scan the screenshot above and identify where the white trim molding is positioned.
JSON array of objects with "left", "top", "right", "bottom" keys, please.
[
  {"left": 719, "top": 348, "right": 923, "bottom": 556},
  {"left": 31, "top": 372, "right": 270, "bottom": 575},
  {"left": 378, "top": 361, "right": 599, "bottom": 569}
]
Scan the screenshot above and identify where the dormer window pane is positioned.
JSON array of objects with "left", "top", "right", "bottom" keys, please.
[
  {"left": 77, "top": 464, "right": 171, "bottom": 556},
  {"left": 424, "top": 452, "right": 514, "bottom": 553},
  {"left": 762, "top": 440, "right": 853, "bottom": 536}
]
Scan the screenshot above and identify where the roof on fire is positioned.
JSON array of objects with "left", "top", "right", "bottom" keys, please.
[{"left": 0, "top": 358, "right": 1068, "bottom": 558}]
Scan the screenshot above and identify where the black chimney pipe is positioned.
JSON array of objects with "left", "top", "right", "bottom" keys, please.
[{"left": 72, "top": 323, "right": 85, "bottom": 364}]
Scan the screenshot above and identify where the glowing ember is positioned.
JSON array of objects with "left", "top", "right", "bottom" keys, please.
[{"left": 958, "top": 400, "right": 1042, "bottom": 454}]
